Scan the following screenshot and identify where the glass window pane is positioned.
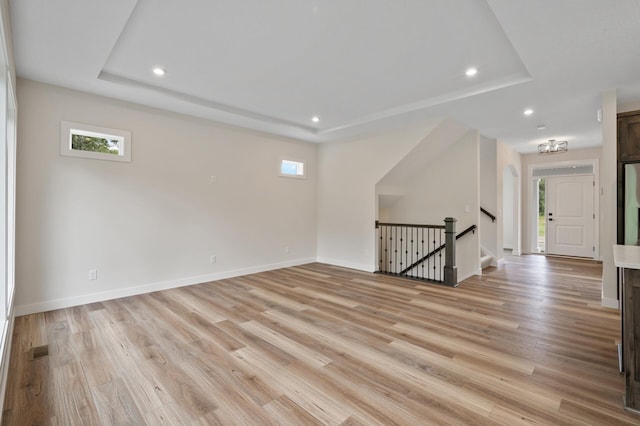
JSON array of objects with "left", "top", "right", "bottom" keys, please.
[
  {"left": 71, "top": 131, "right": 122, "bottom": 155},
  {"left": 281, "top": 160, "right": 305, "bottom": 177}
]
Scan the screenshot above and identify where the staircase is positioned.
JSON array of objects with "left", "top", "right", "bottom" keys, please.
[
  {"left": 481, "top": 247, "right": 494, "bottom": 269},
  {"left": 375, "top": 218, "right": 471, "bottom": 286},
  {"left": 480, "top": 207, "right": 497, "bottom": 270}
]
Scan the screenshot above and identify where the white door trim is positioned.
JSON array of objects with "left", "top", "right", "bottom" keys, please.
[{"left": 527, "top": 158, "right": 600, "bottom": 259}]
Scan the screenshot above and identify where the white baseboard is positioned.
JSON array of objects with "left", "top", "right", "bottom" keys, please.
[
  {"left": 316, "top": 257, "right": 375, "bottom": 273},
  {"left": 14, "top": 257, "right": 317, "bottom": 316},
  {"left": 601, "top": 297, "right": 619, "bottom": 309},
  {"left": 459, "top": 269, "right": 482, "bottom": 281}
]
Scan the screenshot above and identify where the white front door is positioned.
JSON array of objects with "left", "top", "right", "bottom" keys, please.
[{"left": 546, "top": 175, "right": 595, "bottom": 258}]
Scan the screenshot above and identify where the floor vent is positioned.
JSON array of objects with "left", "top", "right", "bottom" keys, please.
[{"left": 29, "top": 345, "right": 49, "bottom": 361}]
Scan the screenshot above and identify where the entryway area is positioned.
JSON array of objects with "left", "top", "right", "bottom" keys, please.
[{"left": 531, "top": 161, "right": 598, "bottom": 259}]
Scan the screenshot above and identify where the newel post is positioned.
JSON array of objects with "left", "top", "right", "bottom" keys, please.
[{"left": 444, "top": 217, "right": 458, "bottom": 287}]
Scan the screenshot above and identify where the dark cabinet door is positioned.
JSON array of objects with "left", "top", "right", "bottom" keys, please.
[
  {"left": 623, "top": 268, "right": 640, "bottom": 410},
  {"left": 619, "top": 112, "right": 640, "bottom": 162}
]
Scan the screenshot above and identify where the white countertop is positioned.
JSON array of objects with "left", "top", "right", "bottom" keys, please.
[{"left": 614, "top": 244, "right": 640, "bottom": 269}]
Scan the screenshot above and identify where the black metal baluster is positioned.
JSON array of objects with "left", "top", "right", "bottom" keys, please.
[
  {"left": 439, "top": 228, "right": 443, "bottom": 281},
  {"left": 394, "top": 226, "right": 398, "bottom": 274},
  {"left": 387, "top": 226, "right": 392, "bottom": 273},
  {"left": 383, "top": 225, "right": 387, "bottom": 273},
  {"left": 421, "top": 228, "right": 425, "bottom": 279},
  {"left": 405, "top": 226, "right": 408, "bottom": 277},
  {"left": 415, "top": 228, "right": 419, "bottom": 279},
  {"left": 411, "top": 228, "right": 418, "bottom": 275},
  {"left": 404, "top": 226, "right": 408, "bottom": 277},
  {"left": 436, "top": 228, "right": 439, "bottom": 280},
  {"left": 400, "top": 225, "right": 403, "bottom": 275},
  {"left": 396, "top": 226, "right": 399, "bottom": 275},
  {"left": 379, "top": 224, "right": 382, "bottom": 272},
  {"left": 429, "top": 228, "right": 432, "bottom": 280},
  {"left": 425, "top": 228, "right": 429, "bottom": 280},
  {"left": 430, "top": 228, "right": 434, "bottom": 280},
  {"left": 400, "top": 226, "right": 404, "bottom": 275},
  {"left": 382, "top": 225, "right": 386, "bottom": 272}
]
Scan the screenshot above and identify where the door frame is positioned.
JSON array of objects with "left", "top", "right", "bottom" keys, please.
[{"left": 528, "top": 158, "right": 600, "bottom": 259}]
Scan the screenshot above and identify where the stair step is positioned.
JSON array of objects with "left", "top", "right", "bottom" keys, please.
[{"left": 481, "top": 255, "right": 493, "bottom": 269}]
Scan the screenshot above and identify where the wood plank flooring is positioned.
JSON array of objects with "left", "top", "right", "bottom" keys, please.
[{"left": 3, "top": 255, "right": 639, "bottom": 425}]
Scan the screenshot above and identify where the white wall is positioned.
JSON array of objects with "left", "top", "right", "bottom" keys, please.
[
  {"left": 383, "top": 131, "right": 481, "bottom": 281},
  {"left": 619, "top": 102, "right": 640, "bottom": 114},
  {"left": 16, "top": 79, "right": 318, "bottom": 314},
  {"left": 520, "top": 148, "right": 602, "bottom": 256},
  {"left": 497, "top": 142, "right": 521, "bottom": 259},
  {"left": 316, "top": 119, "right": 440, "bottom": 271},
  {"left": 502, "top": 167, "right": 514, "bottom": 249},
  {"left": 480, "top": 136, "right": 498, "bottom": 261}
]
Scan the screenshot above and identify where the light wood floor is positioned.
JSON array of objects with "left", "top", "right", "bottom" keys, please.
[{"left": 2, "top": 255, "right": 638, "bottom": 425}]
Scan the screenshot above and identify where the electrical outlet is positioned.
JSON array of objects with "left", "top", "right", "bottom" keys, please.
[
  {"left": 210, "top": 175, "right": 217, "bottom": 184},
  {"left": 89, "top": 269, "right": 97, "bottom": 280},
  {"left": 285, "top": 246, "right": 290, "bottom": 254},
  {"left": 210, "top": 255, "right": 216, "bottom": 264}
]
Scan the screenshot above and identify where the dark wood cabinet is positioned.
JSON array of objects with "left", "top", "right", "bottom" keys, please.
[
  {"left": 622, "top": 267, "right": 640, "bottom": 412},
  {"left": 617, "top": 110, "right": 640, "bottom": 244},
  {"left": 617, "top": 112, "right": 640, "bottom": 415},
  {"left": 619, "top": 111, "right": 640, "bottom": 163}
]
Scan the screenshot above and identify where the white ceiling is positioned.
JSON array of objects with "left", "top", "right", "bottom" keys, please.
[{"left": 9, "top": 0, "right": 640, "bottom": 152}]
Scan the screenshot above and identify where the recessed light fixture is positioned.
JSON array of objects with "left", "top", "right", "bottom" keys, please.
[
  {"left": 311, "top": 116, "right": 320, "bottom": 123},
  {"left": 152, "top": 67, "right": 166, "bottom": 76},
  {"left": 537, "top": 124, "right": 546, "bottom": 130},
  {"left": 465, "top": 67, "right": 478, "bottom": 77},
  {"left": 524, "top": 108, "right": 534, "bottom": 116}
]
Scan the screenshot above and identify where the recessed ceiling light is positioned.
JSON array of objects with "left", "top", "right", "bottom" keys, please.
[
  {"left": 524, "top": 109, "right": 534, "bottom": 116},
  {"left": 537, "top": 124, "right": 546, "bottom": 130},
  {"left": 152, "top": 67, "right": 166, "bottom": 76},
  {"left": 465, "top": 67, "right": 478, "bottom": 77},
  {"left": 311, "top": 116, "right": 320, "bottom": 123}
]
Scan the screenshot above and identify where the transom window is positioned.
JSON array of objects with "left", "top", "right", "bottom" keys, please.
[
  {"left": 280, "top": 159, "right": 305, "bottom": 178},
  {"left": 61, "top": 121, "right": 131, "bottom": 162}
]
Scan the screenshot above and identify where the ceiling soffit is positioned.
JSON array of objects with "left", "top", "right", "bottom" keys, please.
[{"left": 98, "top": 0, "right": 531, "bottom": 137}]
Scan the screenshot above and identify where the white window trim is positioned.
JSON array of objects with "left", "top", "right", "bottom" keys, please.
[
  {"left": 279, "top": 158, "right": 306, "bottom": 179},
  {"left": 60, "top": 121, "right": 131, "bottom": 163}
]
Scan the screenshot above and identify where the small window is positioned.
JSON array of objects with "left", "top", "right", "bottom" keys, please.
[
  {"left": 280, "top": 159, "right": 305, "bottom": 178},
  {"left": 61, "top": 121, "right": 131, "bottom": 162}
]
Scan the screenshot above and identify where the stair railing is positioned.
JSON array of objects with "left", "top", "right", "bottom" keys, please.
[{"left": 375, "top": 217, "right": 473, "bottom": 286}]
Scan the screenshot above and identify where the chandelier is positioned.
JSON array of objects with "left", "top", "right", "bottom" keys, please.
[{"left": 538, "top": 139, "right": 568, "bottom": 154}]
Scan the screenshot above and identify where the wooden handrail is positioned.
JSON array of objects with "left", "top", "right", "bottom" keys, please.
[{"left": 375, "top": 221, "right": 445, "bottom": 229}]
